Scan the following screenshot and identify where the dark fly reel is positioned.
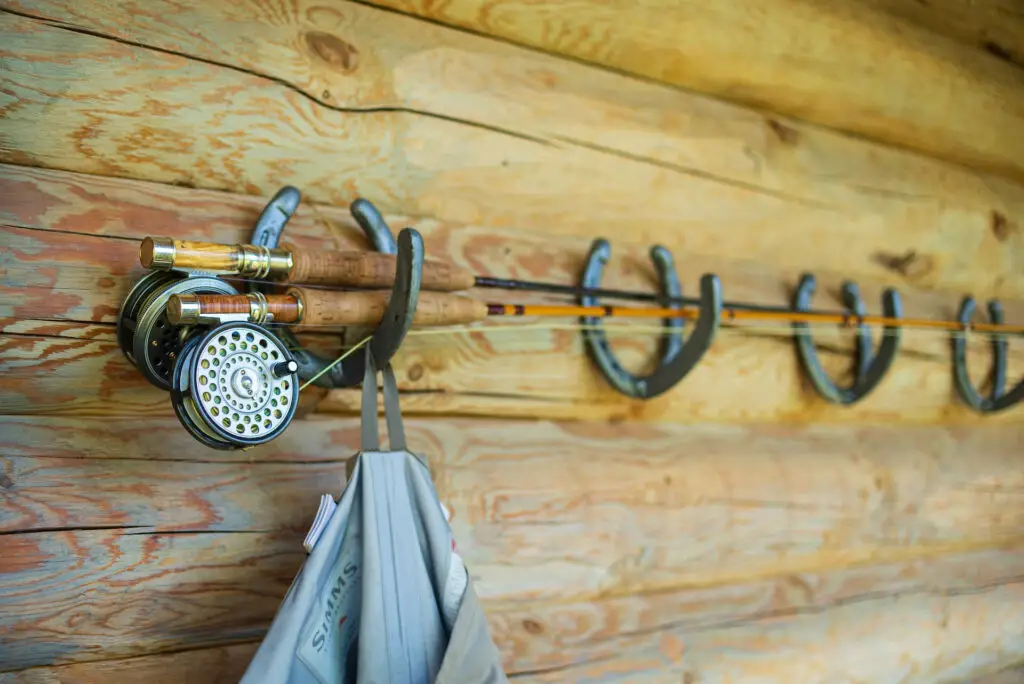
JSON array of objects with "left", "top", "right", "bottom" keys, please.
[
  {"left": 117, "top": 271, "right": 240, "bottom": 389},
  {"left": 170, "top": 322, "right": 300, "bottom": 450}
]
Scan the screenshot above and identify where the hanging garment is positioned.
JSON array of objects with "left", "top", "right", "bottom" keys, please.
[{"left": 241, "top": 349, "right": 507, "bottom": 684}]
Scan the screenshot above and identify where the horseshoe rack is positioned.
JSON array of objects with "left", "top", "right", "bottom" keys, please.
[{"left": 118, "top": 188, "right": 1022, "bottom": 449}]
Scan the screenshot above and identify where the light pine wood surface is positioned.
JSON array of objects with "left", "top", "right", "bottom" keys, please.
[
  {"left": 3, "top": 6, "right": 1024, "bottom": 301},
  {"left": 358, "top": 0, "right": 1024, "bottom": 180},
  {"left": 1, "top": 2, "right": 1023, "bottom": 680},
  {"left": 2, "top": 415, "right": 1023, "bottom": 677},
  {"left": 3, "top": 165, "right": 1022, "bottom": 424}
]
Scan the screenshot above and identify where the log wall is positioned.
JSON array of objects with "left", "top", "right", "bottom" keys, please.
[{"left": 1, "top": 0, "right": 1022, "bottom": 681}]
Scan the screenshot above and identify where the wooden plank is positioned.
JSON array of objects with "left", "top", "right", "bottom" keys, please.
[
  {"left": 0, "top": 332, "right": 173, "bottom": 416},
  {"left": 4, "top": 165, "right": 1023, "bottom": 423},
  {"left": 3, "top": 8, "right": 1024, "bottom": 302},
  {"left": 5, "top": 316, "right": 1022, "bottom": 423},
  {"left": 0, "top": 643, "right": 259, "bottom": 684},
  {"left": 489, "top": 549, "right": 1024, "bottom": 676},
  {"left": 0, "top": 529, "right": 300, "bottom": 671},
  {"left": 356, "top": 0, "right": 1024, "bottom": 182},
  {"left": 0, "top": 319, "right": 114, "bottom": 342},
  {"left": 0, "top": 457, "right": 349, "bottom": 534},
  {"left": 3, "top": 625, "right": 1022, "bottom": 684},
  {"left": 3, "top": 413, "right": 1022, "bottom": 672},
  {"left": 0, "top": 416, "right": 356, "bottom": 463},
  {"left": 7, "top": 163, "right": 1024, "bottom": 347},
  {"left": 0, "top": 226, "right": 140, "bottom": 323},
  {"left": 1, "top": 531, "right": 1021, "bottom": 674},
  {"left": 515, "top": 581, "right": 1024, "bottom": 683},
  {"left": 3, "top": 416, "right": 1024, "bottom": 602},
  {"left": 863, "top": 0, "right": 1024, "bottom": 67}
]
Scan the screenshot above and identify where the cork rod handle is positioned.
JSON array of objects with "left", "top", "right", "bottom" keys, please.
[
  {"left": 290, "top": 288, "right": 488, "bottom": 327},
  {"left": 283, "top": 243, "right": 476, "bottom": 291}
]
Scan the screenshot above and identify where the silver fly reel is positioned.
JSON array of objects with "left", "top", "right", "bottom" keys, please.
[
  {"left": 171, "top": 322, "right": 299, "bottom": 450},
  {"left": 117, "top": 271, "right": 240, "bottom": 389}
]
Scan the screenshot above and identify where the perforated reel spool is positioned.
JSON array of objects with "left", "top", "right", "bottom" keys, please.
[
  {"left": 171, "top": 322, "right": 299, "bottom": 450},
  {"left": 117, "top": 271, "right": 240, "bottom": 389}
]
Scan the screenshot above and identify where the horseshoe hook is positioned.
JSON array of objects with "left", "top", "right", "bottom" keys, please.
[
  {"left": 579, "top": 239, "right": 721, "bottom": 399},
  {"left": 249, "top": 189, "right": 420, "bottom": 388},
  {"left": 792, "top": 274, "right": 902, "bottom": 404},
  {"left": 952, "top": 298, "right": 1024, "bottom": 413}
]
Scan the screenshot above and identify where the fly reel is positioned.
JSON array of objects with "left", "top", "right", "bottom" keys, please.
[
  {"left": 171, "top": 322, "right": 299, "bottom": 450},
  {"left": 117, "top": 271, "right": 240, "bottom": 389}
]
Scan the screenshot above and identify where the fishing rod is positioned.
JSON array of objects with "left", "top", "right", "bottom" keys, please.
[
  {"left": 166, "top": 289, "right": 1024, "bottom": 335},
  {"left": 119, "top": 191, "right": 1022, "bottom": 452},
  {"left": 143, "top": 237, "right": 1024, "bottom": 335}
]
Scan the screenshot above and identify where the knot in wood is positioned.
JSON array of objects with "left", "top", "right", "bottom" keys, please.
[{"left": 305, "top": 31, "right": 359, "bottom": 72}]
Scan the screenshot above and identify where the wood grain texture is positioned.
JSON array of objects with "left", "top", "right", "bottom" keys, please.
[
  {"left": 4, "top": 645, "right": 1019, "bottom": 684},
  {"left": 1, "top": 528, "right": 1021, "bottom": 676},
  {"left": 0, "top": 457, "right": 349, "bottom": 534},
  {"left": 0, "top": 643, "right": 260, "bottom": 684},
  {"left": 488, "top": 548, "right": 1024, "bottom": 676},
  {"left": 0, "top": 322, "right": 339, "bottom": 417},
  {"left": 4, "top": 417, "right": 1024, "bottom": 602},
  {"left": 7, "top": 317, "right": 1022, "bottom": 423},
  {"left": 3, "top": 6, "right": 1024, "bottom": 303},
  {"left": 0, "top": 529, "right": 301, "bottom": 671},
  {"left": 0, "top": 415, "right": 357, "bottom": 462},
  {"left": 863, "top": 0, "right": 1024, "bottom": 68},
  {"left": 3, "top": 3, "right": 1024, "bottom": 679},
  {"left": 517, "top": 581, "right": 1024, "bottom": 683},
  {"left": 2, "top": 416, "right": 1023, "bottom": 672},
  {"left": 358, "top": 0, "right": 1024, "bottom": 182},
  {"left": 8, "top": 163, "right": 1024, "bottom": 337},
  {"left": 3, "top": 166, "right": 1022, "bottom": 423}
]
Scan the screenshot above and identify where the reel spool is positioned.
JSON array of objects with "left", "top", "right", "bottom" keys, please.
[
  {"left": 117, "top": 271, "right": 240, "bottom": 389},
  {"left": 171, "top": 322, "right": 299, "bottom": 450}
]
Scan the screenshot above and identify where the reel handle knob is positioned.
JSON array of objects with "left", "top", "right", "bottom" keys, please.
[{"left": 273, "top": 360, "right": 298, "bottom": 377}]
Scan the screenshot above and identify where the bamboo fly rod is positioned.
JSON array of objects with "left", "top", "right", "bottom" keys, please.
[
  {"left": 165, "top": 290, "right": 1024, "bottom": 335},
  {"left": 144, "top": 237, "right": 1023, "bottom": 336}
]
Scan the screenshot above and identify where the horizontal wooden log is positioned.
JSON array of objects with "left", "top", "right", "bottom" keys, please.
[
  {"left": 7, "top": 163, "right": 1024, "bottom": 347},
  {"left": 863, "top": 0, "right": 1024, "bottom": 68},
  {"left": 4, "top": 165, "right": 1023, "bottom": 423},
  {"left": 0, "top": 529, "right": 300, "bottom": 671},
  {"left": 5, "top": 318, "right": 1022, "bottom": 423},
  {"left": 517, "top": 581, "right": 1024, "bottom": 683},
  {"left": 4, "top": 647, "right": 1020, "bottom": 684},
  {"left": 489, "top": 549, "right": 1024, "bottom": 676},
  {"left": 0, "top": 226, "right": 141, "bottom": 323},
  {"left": 3, "top": 7, "right": 1024, "bottom": 302},
  {"left": 361, "top": 0, "right": 1024, "bottom": 182},
  {"left": 0, "top": 643, "right": 259, "bottom": 684},
  {"left": 1, "top": 526, "right": 1020, "bottom": 675},
  {"left": 3, "top": 416, "right": 1024, "bottom": 601},
  {"left": 0, "top": 416, "right": 355, "bottom": 463},
  {"left": 3, "top": 415, "right": 1023, "bottom": 672},
  {"left": 0, "top": 457, "right": 349, "bottom": 534}
]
